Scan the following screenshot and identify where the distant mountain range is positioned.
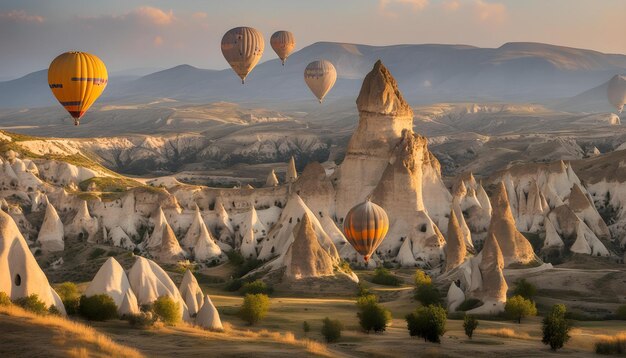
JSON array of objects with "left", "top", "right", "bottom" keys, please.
[{"left": 1, "top": 41, "right": 625, "bottom": 109}]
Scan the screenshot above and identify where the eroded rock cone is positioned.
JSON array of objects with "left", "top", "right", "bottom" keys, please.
[
  {"left": 444, "top": 210, "right": 466, "bottom": 272},
  {"left": 475, "top": 232, "right": 508, "bottom": 305},
  {"left": 284, "top": 213, "right": 336, "bottom": 280},
  {"left": 356, "top": 60, "right": 413, "bottom": 117}
]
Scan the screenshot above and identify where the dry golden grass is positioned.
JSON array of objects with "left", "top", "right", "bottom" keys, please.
[
  {"left": 593, "top": 332, "right": 626, "bottom": 355},
  {"left": 476, "top": 328, "right": 532, "bottom": 340},
  {"left": 0, "top": 305, "right": 143, "bottom": 358}
]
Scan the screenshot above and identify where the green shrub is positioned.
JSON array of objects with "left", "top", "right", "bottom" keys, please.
[
  {"left": 456, "top": 298, "right": 482, "bottom": 312},
  {"left": 511, "top": 278, "right": 537, "bottom": 301},
  {"left": 463, "top": 315, "right": 479, "bottom": 339},
  {"left": 356, "top": 295, "right": 392, "bottom": 333},
  {"left": 0, "top": 292, "right": 11, "bottom": 306},
  {"left": 14, "top": 294, "right": 48, "bottom": 315},
  {"left": 303, "top": 321, "right": 311, "bottom": 334},
  {"left": 542, "top": 304, "right": 571, "bottom": 351},
  {"left": 616, "top": 305, "right": 626, "bottom": 320},
  {"left": 321, "top": 317, "right": 343, "bottom": 343},
  {"left": 240, "top": 280, "right": 273, "bottom": 295},
  {"left": 224, "top": 279, "right": 244, "bottom": 292},
  {"left": 152, "top": 296, "right": 181, "bottom": 325},
  {"left": 414, "top": 270, "right": 432, "bottom": 288},
  {"left": 48, "top": 305, "right": 62, "bottom": 315},
  {"left": 505, "top": 295, "right": 537, "bottom": 324},
  {"left": 56, "top": 282, "right": 80, "bottom": 315},
  {"left": 406, "top": 305, "right": 447, "bottom": 343},
  {"left": 357, "top": 282, "right": 371, "bottom": 297},
  {"left": 239, "top": 294, "right": 270, "bottom": 325},
  {"left": 79, "top": 294, "right": 118, "bottom": 321},
  {"left": 89, "top": 248, "right": 107, "bottom": 260},
  {"left": 371, "top": 267, "right": 402, "bottom": 286},
  {"left": 226, "top": 250, "right": 245, "bottom": 266},
  {"left": 126, "top": 312, "right": 157, "bottom": 328},
  {"left": 414, "top": 284, "right": 442, "bottom": 306}
]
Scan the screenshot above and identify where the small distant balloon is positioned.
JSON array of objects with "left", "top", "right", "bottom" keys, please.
[
  {"left": 343, "top": 200, "right": 389, "bottom": 263},
  {"left": 304, "top": 60, "right": 337, "bottom": 103},
  {"left": 608, "top": 74, "right": 626, "bottom": 113},
  {"left": 47, "top": 51, "right": 108, "bottom": 126},
  {"left": 270, "top": 31, "right": 296, "bottom": 65},
  {"left": 221, "top": 27, "right": 264, "bottom": 84}
]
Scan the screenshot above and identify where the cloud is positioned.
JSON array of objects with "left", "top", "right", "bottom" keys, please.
[
  {"left": 379, "top": 0, "right": 429, "bottom": 16},
  {"left": 442, "top": 0, "right": 461, "bottom": 11},
  {"left": 0, "top": 10, "right": 44, "bottom": 23},
  {"left": 192, "top": 12, "right": 208, "bottom": 20},
  {"left": 153, "top": 35, "right": 163, "bottom": 47},
  {"left": 132, "top": 6, "right": 175, "bottom": 25},
  {"left": 472, "top": 0, "right": 507, "bottom": 23}
]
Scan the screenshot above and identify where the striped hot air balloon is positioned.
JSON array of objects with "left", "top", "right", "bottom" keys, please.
[
  {"left": 48, "top": 52, "right": 108, "bottom": 125},
  {"left": 221, "top": 27, "right": 264, "bottom": 84},
  {"left": 304, "top": 60, "right": 337, "bottom": 103},
  {"left": 343, "top": 200, "right": 389, "bottom": 263},
  {"left": 270, "top": 30, "right": 295, "bottom": 65}
]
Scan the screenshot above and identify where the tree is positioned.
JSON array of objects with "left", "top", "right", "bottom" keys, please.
[
  {"left": 56, "top": 282, "right": 80, "bottom": 315},
  {"left": 240, "top": 280, "right": 273, "bottom": 295},
  {"left": 371, "top": 267, "right": 401, "bottom": 286},
  {"left": 542, "top": 304, "right": 571, "bottom": 351},
  {"left": 414, "top": 270, "right": 432, "bottom": 288},
  {"left": 414, "top": 284, "right": 442, "bottom": 306},
  {"left": 505, "top": 295, "right": 537, "bottom": 324},
  {"left": 152, "top": 295, "right": 181, "bottom": 325},
  {"left": 512, "top": 278, "right": 537, "bottom": 301},
  {"left": 321, "top": 317, "right": 343, "bottom": 343},
  {"left": 79, "top": 294, "right": 118, "bottom": 321},
  {"left": 303, "top": 321, "right": 311, "bottom": 334},
  {"left": 463, "top": 315, "right": 479, "bottom": 339},
  {"left": 356, "top": 295, "right": 392, "bottom": 333},
  {"left": 239, "top": 293, "right": 270, "bottom": 325},
  {"left": 405, "top": 305, "right": 447, "bottom": 343}
]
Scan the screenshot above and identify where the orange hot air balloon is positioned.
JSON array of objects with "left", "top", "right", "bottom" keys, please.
[
  {"left": 343, "top": 200, "right": 389, "bottom": 263},
  {"left": 270, "top": 31, "right": 295, "bottom": 65},
  {"left": 221, "top": 27, "right": 264, "bottom": 84},
  {"left": 48, "top": 51, "right": 108, "bottom": 125}
]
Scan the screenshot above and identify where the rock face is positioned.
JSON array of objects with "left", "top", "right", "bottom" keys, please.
[
  {"left": 65, "top": 200, "right": 99, "bottom": 242},
  {"left": 467, "top": 232, "right": 508, "bottom": 314},
  {"left": 0, "top": 210, "right": 66, "bottom": 314},
  {"left": 84, "top": 257, "right": 138, "bottom": 315},
  {"left": 447, "top": 282, "right": 465, "bottom": 312},
  {"left": 283, "top": 214, "right": 336, "bottom": 280},
  {"left": 179, "top": 270, "right": 204, "bottom": 316},
  {"left": 36, "top": 199, "right": 64, "bottom": 252},
  {"left": 154, "top": 224, "right": 186, "bottom": 264},
  {"left": 195, "top": 295, "right": 223, "bottom": 331},
  {"left": 265, "top": 169, "right": 279, "bottom": 187},
  {"left": 444, "top": 210, "right": 466, "bottom": 272},
  {"left": 488, "top": 182, "right": 536, "bottom": 266},
  {"left": 286, "top": 156, "right": 298, "bottom": 183}
]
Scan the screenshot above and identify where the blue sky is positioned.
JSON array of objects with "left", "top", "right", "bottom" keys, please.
[{"left": 1, "top": 0, "right": 625, "bottom": 79}]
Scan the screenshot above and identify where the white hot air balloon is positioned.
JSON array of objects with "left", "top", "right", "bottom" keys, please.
[
  {"left": 221, "top": 27, "right": 264, "bottom": 84},
  {"left": 304, "top": 60, "right": 337, "bottom": 103},
  {"left": 608, "top": 74, "right": 626, "bottom": 113}
]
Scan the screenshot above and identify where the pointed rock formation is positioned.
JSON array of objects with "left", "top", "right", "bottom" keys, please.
[
  {"left": 37, "top": 199, "right": 64, "bottom": 252},
  {"left": 542, "top": 217, "right": 564, "bottom": 249},
  {"left": 487, "top": 182, "right": 535, "bottom": 266},
  {"left": 566, "top": 183, "right": 610, "bottom": 240},
  {"left": 181, "top": 204, "right": 221, "bottom": 261},
  {"left": 84, "top": 257, "right": 138, "bottom": 314},
  {"left": 118, "top": 289, "right": 140, "bottom": 316},
  {"left": 445, "top": 210, "right": 466, "bottom": 272},
  {"left": 179, "top": 270, "right": 204, "bottom": 316},
  {"left": 65, "top": 200, "right": 99, "bottom": 242},
  {"left": 447, "top": 282, "right": 465, "bottom": 312},
  {"left": 265, "top": 169, "right": 279, "bottom": 187},
  {"left": 195, "top": 295, "right": 223, "bottom": 331},
  {"left": 468, "top": 232, "right": 507, "bottom": 315},
  {"left": 240, "top": 228, "right": 257, "bottom": 259},
  {"left": 0, "top": 210, "right": 66, "bottom": 314},
  {"left": 283, "top": 214, "right": 335, "bottom": 280},
  {"left": 152, "top": 223, "right": 186, "bottom": 264},
  {"left": 214, "top": 199, "right": 234, "bottom": 247},
  {"left": 109, "top": 226, "right": 135, "bottom": 250},
  {"left": 286, "top": 156, "right": 298, "bottom": 183},
  {"left": 145, "top": 206, "right": 168, "bottom": 250}
]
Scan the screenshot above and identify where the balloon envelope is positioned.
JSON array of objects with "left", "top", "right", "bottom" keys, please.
[
  {"left": 221, "top": 27, "right": 264, "bottom": 84},
  {"left": 304, "top": 60, "right": 337, "bottom": 103},
  {"left": 48, "top": 51, "right": 108, "bottom": 125},
  {"left": 270, "top": 31, "right": 296, "bottom": 65},
  {"left": 343, "top": 200, "right": 389, "bottom": 263},
  {"left": 608, "top": 74, "right": 626, "bottom": 113}
]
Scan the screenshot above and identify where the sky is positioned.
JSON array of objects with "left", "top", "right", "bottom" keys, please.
[{"left": 1, "top": 0, "right": 625, "bottom": 79}]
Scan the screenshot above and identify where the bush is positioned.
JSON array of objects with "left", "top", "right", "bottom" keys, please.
[
  {"left": 414, "top": 284, "right": 442, "bottom": 306},
  {"left": 0, "top": 292, "right": 11, "bottom": 306},
  {"left": 321, "top": 317, "right": 343, "bottom": 343},
  {"left": 126, "top": 312, "right": 157, "bottom": 328},
  {"left": 406, "top": 305, "right": 447, "bottom": 343},
  {"left": 48, "top": 305, "right": 62, "bottom": 315},
  {"left": 226, "top": 250, "right": 245, "bottom": 266},
  {"left": 152, "top": 296, "right": 181, "bottom": 325},
  {"left": 224, "top": 278, "right": 244, "bottom": 292},
  {"left": 303, "top": 321, "right": 311, "bottom": 334},
  {"left": 505, "top": 295, "right": 537, "bottom": 324},
  {"left": 595, "top": 333, "right": 626, "bottom": 355},
  {"left": 511, "top": 278, "right": 537, "bottom": 301},
  {"left": 456, "top": 298, "right": 482, "bottom": 312},
  {"left": 89, "top": 247, "right": 107, "bottom": 260},
  {"left": 463, "top": 315, "right": 479, "bottom": 339},
  {"left": 239, "top": 293, "right": 270, "bottom": 325},
  {"left": 357, "top": 282, "right": 371, "bottom": 297},
  {"left": 356, "top": 295, "right": 392, "bottom": 333},
  {"left": 240, "top": 280, "right": 273, "bottom": 295},
  {"left": 56, "top": 282, "right": 80, "bottom": 315},
  {"left": 616, "top": 304, "right": 626, "bottom": 320},
  {"left": 79, "top": 294, "right": 118, "bottom": 321},
  {"left": 14, "top": 294, "right": 48, "bottom": 315},
  {"left": 542, "top": 304, "right": 571, "bottom": 351},
  {"left": 414, "top": 270, "right": 432, "bottom": 288},
  {"left": 371, "top": 267, "right": 401, "bottom": 286}
]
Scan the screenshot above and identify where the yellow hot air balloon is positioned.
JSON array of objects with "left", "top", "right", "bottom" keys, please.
[
  {"left": 343, "top": 200, "right": 389, "bottom": 263},
  {"left": 304, "top": 60, "right": 337, "bottom": 103},
  {"left": 270, "top": 31, "right": 295, "bottom": 66},
  {"left": 608, "top": 74, "right": 626, "bottom": 113},
  {"left": 221, "top": 27, "right": 264, "bottom": 84},
  {"left": 48, "top": 51, "right": 108, "bottom": 125}
]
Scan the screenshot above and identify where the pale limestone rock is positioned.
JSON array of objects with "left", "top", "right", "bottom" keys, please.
[
  {"left": 286, "top": 156, "right": 298, "bottom": 183},
  {"left": 265, "top": 169, "right": 279, "bottom": 187},
  {"left": 283, "top": 214, "right": 335, "bottom": 280},
  {"left": 84, "top": 257, "right": 138, "bottom": 315},
  {"left": 195, "top": 295, "right": 223, "bottom": 331},
  {"left": 179, "top": 270, "right": 204, "bottom": 316},
  {"left": 37, "top": 199, "right": 64, "bottom": 252},
  {"left": 447, "top": 282, "right": 465, "bottom": 312},
  {"left": 445, "top": 210, "right": 466, "bottom": 272}
]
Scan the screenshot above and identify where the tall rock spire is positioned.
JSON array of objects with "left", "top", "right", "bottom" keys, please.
[
  {"left": 356, "top": 60, "right": 413, "bottom": 117},
  {"left": 286, "top": 156, "right": 298, "bottom": 183}
]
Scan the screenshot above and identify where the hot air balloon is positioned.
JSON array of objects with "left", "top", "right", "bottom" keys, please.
[
  {"left": 608, "top": 74, "right": 626, "bottom": 113},
  {"left": 343, "top": 200, "right": 389, "bottom": 263},
  {"left": 304, "top": 60, "right": 337, "bottom": 103},
  {"left": 47, "top": 51, "right": 108, "bottom": 125},
  {"left": 270, "top": 31, "right": 295, "bottom": 65},
  {"left": 221, "top": 27, "right": 264, "bottom": 84}
]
